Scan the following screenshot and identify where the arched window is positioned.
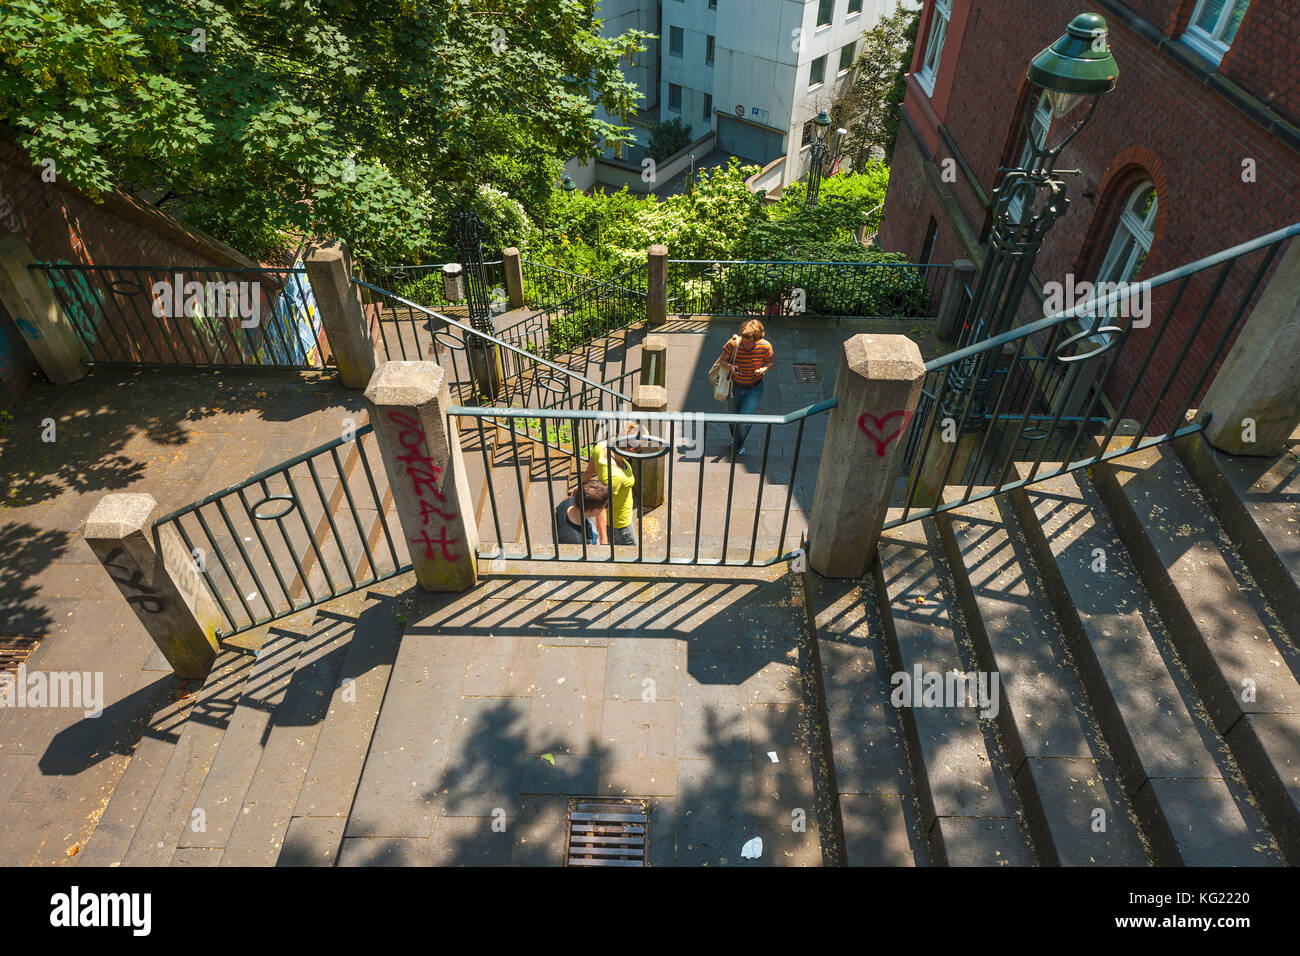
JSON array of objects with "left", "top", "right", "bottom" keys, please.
[{"left": 1097, "top": 182, "right": 1157, "bottom": 286}]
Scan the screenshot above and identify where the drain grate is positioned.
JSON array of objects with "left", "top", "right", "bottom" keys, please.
[
  {"left": 0, "top": 636, "right": 40, "bottom": 676},
  {"left": 792, "top": 362, "right": 820, "bottom": 383},
  {"left": 565, "top": 798, "right": 649, "bottom": 867}
]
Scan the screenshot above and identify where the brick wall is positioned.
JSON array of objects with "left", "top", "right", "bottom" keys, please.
[
  {"left": 881, "top": 0, "right": 1300, "bottom": 427},
  {"left": 0, "top": 137, "right": 254, "bottom": 408}
]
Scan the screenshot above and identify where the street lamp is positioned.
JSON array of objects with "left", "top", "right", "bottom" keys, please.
[
  {"left": 943, "top": 12, "right": 1118, "bottom": 424},
  {"left": 805, "top": 109, "right": 834, "bottom": 207},
  {"left": 561, "top": 174, "right": 577, "bottom": 193}
]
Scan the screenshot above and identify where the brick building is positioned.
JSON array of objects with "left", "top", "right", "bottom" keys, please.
[{"left": 879, "top": 0, "right": 1300, "bottom": 424}]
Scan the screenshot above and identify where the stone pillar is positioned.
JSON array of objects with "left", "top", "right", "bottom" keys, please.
[
  {"left": 0, "top": 236, "right": 90, "bottom": 384},
  {"left": 640, "top": 335, "right": 667, "bottom": 387},
  {"left": 1199, "top": 239, "right": 1300, "bottom": 456},
  {"left": 503, "top": 247, "right": 526, "bottom": 310},
  {"left": 808, "top": 335, "right": 926, "bottom": 578},
  {"left": 935, "top": 258, "right": 976, "bottom": 340},
  {"left": 365, "top": 361, "right": 479, "bottom": 591},
  {"left": 647, "top": 244, "right": 668, "bottom": 326},
  {"left": 84, "top": 494, "right": 222, "bottom": 679},
  {"left": 304, "top": 239, "right": 377, "bottom": 388},
  {"left": 632, "top": 385, "right": 668, "bottom": 510}
]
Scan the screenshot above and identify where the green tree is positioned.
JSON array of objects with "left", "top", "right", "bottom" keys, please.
[
  {"left": 0, "top": 0, "right": 649, "bottom": 260},
  {"left": 835, "top": 2, "right": 920, "bottom": 170}
]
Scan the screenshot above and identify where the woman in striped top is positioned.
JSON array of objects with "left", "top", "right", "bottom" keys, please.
[{"left": 716, "top": 319, "right": 775, "bottom": 457}]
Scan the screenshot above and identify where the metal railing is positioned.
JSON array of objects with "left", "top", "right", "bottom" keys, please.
[
  {"left": 31, "top": 263, "right": 328, "bottom": 369},
  {"left": 889, "top": 221, "right": 1300, "bottom": 528},
  {"left": 353, "top": 277, "right": 636, "bottom": 417},
  {"left": 153, "top": 424, "right": 409, "bottom": 638},
  {"left": 665, "top": 259, "right": 948, "bottom": 318},
  {"left": 519, "top": 259, "right": 610, "bottom": 312},
  {"left": 360, "top": 260, "right": 507, "bottom": 312},
  {"left": 503, "top": 262, "right": 647, "bottom": 361},
  {"left": 448, "top": 400, "right": 834, "bottom": 566}
]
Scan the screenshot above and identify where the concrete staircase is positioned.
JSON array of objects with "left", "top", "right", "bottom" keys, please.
[{"left": 813, "top": 429, "right": 1299, "bottom": 867}]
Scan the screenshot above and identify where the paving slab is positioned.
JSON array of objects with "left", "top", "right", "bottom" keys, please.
[{"left": 277, "top": 816, "right": 345, "bottom": 867}]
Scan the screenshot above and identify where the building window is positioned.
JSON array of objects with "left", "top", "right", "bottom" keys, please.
[
  {"left": 917, "top": 0, "right": 952, "bottom": 95},
  {"left": 838, "top": 42, "right": 856, "bottom": 74},
  {"left": 809, "top": 54, "right": 827, "bottom": 87},
  {"left": 817, "top": 0, "right": 834, "bottom": 28},
  {"left": 1183, "top": 0, "right": 1251, "bottom": 64},
  {"left": 920, "top": 217, "right": 938, "bottom": 265},
  {"left": 670, "top": 26, "right": 684, "bottom": 58},
  {"left": 706, "top": 35, "right": 715, "bottom": 66},
  {"left": 1007, "top": 92, "right": 1053, "bottom": 222},
  {"left": 847, "top": 0, "right": 863, "bottom": 13},
  {"left": 709, "top": 0, "right": 717, "bottom": 8},
  {"left": 801, "top": 119, "right": 814, "bottom": 146},
  {"left": 703, "top": 93, "right": 713, "bottom": 122},
  {"left": 668, "top": 83, "right": 682, "bottom": 113},
  {"left": 1097, "top": 182, "right": 1158, "bottom": 287}
]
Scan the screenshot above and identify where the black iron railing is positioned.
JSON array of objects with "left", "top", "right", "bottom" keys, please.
[
  {"left": 519, "top": 259, "right": 611, "bottom": 312},
  {"left": 501, "top": 262, "right": 648, "bottom": 361},
  {"left": 890, "top": 221, "right": 1300, "bottom": 527},
  {"left": 153, "top": 424, "right": 409, "bottom": 638},
  {"left": 30, "top": 263, "right": 328, "bottom": 369},
  {"left": 448, "top": 401, "right": 834, "bottom": 566},
  {"left": 360, "top": 260, "right": 507, "bottom": 312},
  {"left": 666, "top": 259, "right": 948, "bottom": 318}
]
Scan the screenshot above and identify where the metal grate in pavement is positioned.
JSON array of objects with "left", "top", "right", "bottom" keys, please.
[
  {"left": 792, "top": 363, "right": 820, "bottom": 383},
  {"left": 565, "top": 798, "right": 649, "bottom": 867},
  {"left": 0, "top": 636, "right": 40, "bottom": 675}
]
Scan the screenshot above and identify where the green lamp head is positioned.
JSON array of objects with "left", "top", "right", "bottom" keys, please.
[
  {"left": 813, "top": 109, "right": 832, "bottom": 129},
  {"left": 1028, "top": 13, "right": 1119, "bottom": 117}
]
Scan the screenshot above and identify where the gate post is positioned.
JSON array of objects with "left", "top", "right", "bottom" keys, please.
[
  {"left": 0, "top": 236, "right": 90, "bottom": 384},
  {"left": 365, "top": 361, "right": 479, "bottom": 591},
  {"left": 304, "top": 239, "right": 377, "bottom": 388},
  {"left": 808, "top": 334, "right": 926, "bottom": 578},
  {"left": 1198, "top": 238, "right": 1300, "bottom": 456},
  {"left": 632, "top": 385, "right": 668, "bottom": 510},
  {"left": 84, "top": 494, "right": 222, "bottom": 679},
  {"left": 640, "top": 335, "right": 667, "bottom": 387},
  {"left": 647, "top": 245, "right": 668, "bottom": 326},
  {"left": 503, "top": 247, "right": 526, "bottom": 310}
]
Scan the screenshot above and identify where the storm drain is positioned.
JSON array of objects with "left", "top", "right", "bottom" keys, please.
[
  {"left": 792, "top": 363, "right": 820, "bottom": 383},
  {"left": 565, "top": 798, "right": 649, "bottom": 867},
  {"left": 0, "top": 636, "right": 40, "bottom": 675}
]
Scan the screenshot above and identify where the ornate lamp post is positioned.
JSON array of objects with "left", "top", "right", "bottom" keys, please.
[
  {"left": 450, "top": 207, "right": 502, "bottom": 400},
  {"left": 805, "top": 109, "right": 834, "bottom": 207},
  {"left": 943, "top": 12, "right": 1119, "bottom": 424}
]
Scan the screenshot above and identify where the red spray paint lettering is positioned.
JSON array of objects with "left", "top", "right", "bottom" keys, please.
[{"left": 387, "top": 410, "right": 461, "bottom": 561}]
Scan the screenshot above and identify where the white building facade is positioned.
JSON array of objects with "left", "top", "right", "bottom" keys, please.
[{"left": 595, "top": 0, "right": 902, "bottom": 190}]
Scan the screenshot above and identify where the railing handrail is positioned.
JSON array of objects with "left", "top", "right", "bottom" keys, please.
[
  {"left": 352, "top": 276, "right": 631, "bottom": 402},
  {"left": 365, "top": 260, "right": 503, "bottom": 273},
  {"left": 518, "top": 259, "right": 608, "bottom": 282},
  {"left": 926, "top": 220, "right": 1300, "bottom": 374},
  {"left": 153, "top": 423, "right": 377, "bottom": 525},
  {"left": 447, "top": 397, "right": 837, "bottom": 426},
  {"left": 30, "top": 262, "right": 306, "bottom": 274},
  {"left": 539, "top": 261, "right": 647, "bottom": 316},
  {"left": 667, "top": 258, "right": 951, "bottom": 268}
]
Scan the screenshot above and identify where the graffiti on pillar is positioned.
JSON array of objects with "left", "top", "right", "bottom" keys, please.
[
  {"left": 47, "top": 259, "right": 104, "bottom": 345},
  {"left": 102, "top": 546, "right": 166, "bottom": 613},
  {"left": 387, "top": 410, "right": 462, "bottom": 561},
  {"left": 859, "top": 411, "right": 913, "bottom": 458}
]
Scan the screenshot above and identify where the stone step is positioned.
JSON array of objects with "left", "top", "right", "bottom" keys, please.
[
  {"left": 1087, "top": 442, "right": 1300, "bottom": 862},
  {"left": 1008, "top": 467, "right": 1281, "bottom": 865},
  {"left": 936, "top": 490, "right": 1148, "bottom": 866},
  {"left": 874, "top": 517, "right": 1036, "bottom": 866},
  {"left": 1172, "top": 427, "right": 1300, "bottom": 642},
  {"left": 805, "top": 574, "right": 924, "bottom": 866}
]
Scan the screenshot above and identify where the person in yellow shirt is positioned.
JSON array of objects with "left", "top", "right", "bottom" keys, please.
[{"left": 581, "top": 426, "right": 638, "bottom": 546}]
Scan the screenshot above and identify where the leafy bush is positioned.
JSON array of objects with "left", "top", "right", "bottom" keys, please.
[{"left": 648, "top": 118, "right": 693, "bottom": 161}]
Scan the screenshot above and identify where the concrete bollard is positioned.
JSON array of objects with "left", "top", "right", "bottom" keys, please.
[
  {"left": 640, "top": 335, "right": 667, "bottom": 388},
  {"left": 808, "top": 334, "right": 927, "bottom": 578},
  {"left": 647, "top": 244, "right": 668, "bottom": 326},
  {"left": 365, "top": 362, "right": 479, "bottom": 591},
  {"left": 632, "top": 385, "right": 668, "bottom": 510},
  {"left": 1199, "top": 238, "right": 1300, "bottom": 456},
  {"left": 304, "top": 239, "right": 377, "bottom": 388},
  {"left": 936, "top": 259, "right": 976, "bottom": 340},
  {"left": 503, "top": 247, "right": 526, "bottom": 310},
  {"left": 84, "top": 494, "right": 222, "bottom": 679},
  {"left": 0, "top": 236, "right": 90, "bottom": 384}
]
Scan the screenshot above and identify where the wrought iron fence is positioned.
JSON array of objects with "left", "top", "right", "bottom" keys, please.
[
  {"left": 448, "top": 400, "right": 834, "bottom": 566},
  {"left": 502, "top": 262, "right": 647, "bottom": 361},
  {"left": 360, "top": 260, "right": 506, "bottom": 312},
  {"left": 31, "top": 263, "right": 327, "bottom": 369},
  {"left": 519, "top": 259, "right": 610, "bottom": 312},
  {"left": 153, "top": 424, "right": 409, "bottom": 638},
  {"left": 353, "top": 277, "right": 636, "bottom": 419},
  {"left": 665, "top": 259, "right": 949, "bottom": 318},
  {"left": 889, "top": 220, "right": 1300, "bottom": 528}
]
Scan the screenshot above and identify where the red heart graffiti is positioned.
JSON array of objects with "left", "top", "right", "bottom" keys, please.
[{"left": 859, "top": 410, "right": 913, "bottom": 458}]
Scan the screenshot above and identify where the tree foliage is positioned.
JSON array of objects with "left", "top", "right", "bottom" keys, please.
[
  {"left": 835, "top": 2, "right": 920, "bottom": 170},
  {"left": 0, "top": 0, "right": 649, "bottom": 260}
]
